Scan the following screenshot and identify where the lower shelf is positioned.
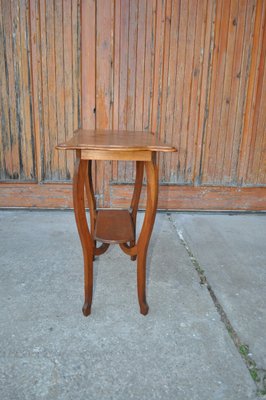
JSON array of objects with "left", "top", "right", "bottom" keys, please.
[{"left": 94, "top": 209, "right": 135, "bottom": 244}]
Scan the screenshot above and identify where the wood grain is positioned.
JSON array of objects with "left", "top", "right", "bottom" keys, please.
[
  {"left": 1, "top": 183, "right": 265, "bottom": 211},
  {"left": 0, "top": 0, "right": 265, "bottom": 211}
]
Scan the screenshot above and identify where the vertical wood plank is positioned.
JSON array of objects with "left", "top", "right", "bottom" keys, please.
[
  {"left": 159, "top": 0, "right": 172, "bottom": 181},
  {"left": 54, "top": 0, "right": 66, "bottom": 179},
  {"left": 256, "top": 60, "right": 266, "bottom": 184},
  {"left": 96, "top": 0, "right": 114, "bottom": 205},
  {"left": 134, "top": 0, "right": 146, "bottom": 132},
  {"left": 18, "top": 0, "right": 34, "bottom": 179},
  {"left": 112, "top": 0, "right": 121, "bottom": 181},
  {"left": 46, "top": 0, "right": 58, "bottom": 180},
  {"left": 63, "top": 0, "right": 74, "bottom": 179},
  {"left": 29, "top": 0, "right": 43, "bottom": 181},
  {"left": 214, "top": 0, "right": 239, "bottom": 182},
  {"left": 206, "top": 0, "right": 231, "bottom": 183},
  {"left": 237, "top": 0, "right": 264, "bottom": 183},
  {"left": 142, "top": 0, "right": 156, "bottom": 133},
  {"left": 151, "top": 0, "right": 166, "bottom": 136},
  {"left": 72, "top": 0, "right": 81, "bottom": 131},
  {"left": 164, "top": 0, "right": 180, "bottom": 182},
  {"left": 178, "top": 0, "right": 198, "bottom": 182},
  {"left": 246, "top": 6, "right": 266, "bottom": 184},
  {"left": 0, "top": 0, "right": 12, "bottom": 178},
  {"left": 118, "top": 0, "right": 129, "bottom": 182},
  {"left": 229, "top": 0, "right": 256, "bottom": 182},
  {"left": 3, "top": 0, "right": 20, "bottom": 178},
  {"left": 185, "top": 0, "right": 207, "bottom": 183},
  {"left": 39, "top": 0, "right": 50, "bottom": 180},
  {"left": 222, "top": 0, "right": 248, "bottom": 183},
  {"left": 124, "top": 0, "right": 138, "bottom": 182},
  {"left": 194, "top": 0, "right": 216, "bottom": 184},
  {"left": 81, "top": 0, "right": 95, "bottom": 129}
]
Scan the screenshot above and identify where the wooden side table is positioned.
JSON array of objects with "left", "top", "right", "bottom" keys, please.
[{"left": 57, "top": 130, "right": 176, "bottom": 316}]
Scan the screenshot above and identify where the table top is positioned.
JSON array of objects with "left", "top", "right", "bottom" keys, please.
[{"left": 56, "top": 129, "right": 177, "bottom": 153}]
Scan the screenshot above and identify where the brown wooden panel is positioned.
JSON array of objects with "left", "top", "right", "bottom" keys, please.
[
  {"left": 95, "top": 0, "right": 114, "bottom": 206},
  {"left": 1, "top": 183, "right": 265, "bottom": 211},
  {"left": 0, "top": 0, "right": 266, "bottom": 211},
  {"left": 110, "top": 184, "right": 266, "bottom": 211},
  {"left": 94, "top": 209, "right": 134, "bottom": 243},
  {"left": 30, "top": 0, "right": 81, "bottom": 181},
  {"left": 0, "top": 0, "right": 35, "bottom": 180},
  {"left": 238, "top": 0, "right": 266, "bottom": 184}
]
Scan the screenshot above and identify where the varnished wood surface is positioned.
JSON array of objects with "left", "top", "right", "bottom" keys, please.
[
  {"left": 81, "top": 149, "right": 152, "bottom": 161},
  {"left": 94, "top": 209, "right": 134, "bottom": 244},
  {"left": 72, "top": 154, "right": 94, "bottom": 316},
  {"left": 56, "top": 130, "right": 177, "bottom": 153},
  {"left": 73, "top": 148, "right": 159, "bottom": 315}
]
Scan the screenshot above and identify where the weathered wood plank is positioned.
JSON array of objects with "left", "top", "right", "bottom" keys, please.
[
  {"left": 134, "top": 0, "right": 146, "bottom": 133},
  {"left": 232, "top": 0, "right": 256, "bottom": 182},
  {"left": 72, "top": 0, "right": 81, "bottom": 132},
  {"left": 246, "top": 5, "right": 266, "bottom": 184},
  {"left": 222, "top": 0, "right": 248, "bottom": 183},
  {"left": 256, "top": 63, "right": 266, "bottom": 184},
  {"left": 118, "top": 0, "right": 129, "bottom": 182},
  {"left": 214, "top": 0, "right": 239, "bottom": 182},
  {"left": 179, "top": 0, "right": 197, "bottom": 182},
  {"left": 124, "top": 0, "right": 138, "bottom": 183},
  {"left": 81, "top": 0, "right": 95, "bottom": 129},
  {"left": 142, "top": 0, "right": 156, "bottom": 133},
  {"left": 54, "top": 0, "right": 66, "bottom": 179},
  {"left": 39, "top": 0, "right": 50, "bottom": 180},
  {"left": 164, "top": 0, "right": 180, "bottom": 183},
  {"left": 0, "top": 0, "right": 12, "bottom": 179},
  {"left": 112, "top": 0, "right": 121, "bottom": 181},
  {"left": 19, "top": 0, "right": 35, "bottom": 180},
  {"left": 185, "top": 0, "right": 207, "bottom": 183},
  {"left": 1, "top": 183, "right": 266, "bottom": 211},
  {"left": 238, "top": 0, "right": 265, "bottom": 183},
  {"left": 63, "top": 0, "right": 74, "bottom": 180},
  {"left": 3, "top": 0, "right": 20, "bottom": 179},
  {"left": 194, "top": 0, "right": 216, "bottom": 184},
  {"left": 111, "top": 184, "right": 266, "bottom": 211},
  {"left": 111, "top": 183, "right": 266, "bottom": 211},
  {"left": 96, "top": 0, "right": 114, "bottom": 206},
  {"left": 29, "top": 0, "right": 43, "bottom": 181},
  {"left": 46, "top": 0, "right": 58, "bottom": 180},
  {"left": 206, "top": 0, "right": 231, "bottom": 183},
  {"left": 159, "top": 0, "right": 172, "bottom": 181}
]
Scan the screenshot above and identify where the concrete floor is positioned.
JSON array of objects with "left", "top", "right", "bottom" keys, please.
[{"left": 0, "top": 210, "right": 265, "bottom": 399}]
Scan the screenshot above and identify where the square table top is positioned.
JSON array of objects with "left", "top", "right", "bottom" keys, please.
[{"left": 56, "top": 129, "right": 177, "bottom": 153}]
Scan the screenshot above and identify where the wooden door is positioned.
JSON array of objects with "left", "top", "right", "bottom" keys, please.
[{"left": 0, "top": 0, "right": 265, "bottom": 210}]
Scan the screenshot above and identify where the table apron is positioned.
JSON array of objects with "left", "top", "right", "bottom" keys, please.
[{"left": 81, "top": 149, "right": 152, "bottom": 161}]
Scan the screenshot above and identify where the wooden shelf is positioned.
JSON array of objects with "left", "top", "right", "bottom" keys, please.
[{"left": 94, "top": 209, "right": 134, "bottom": 244}]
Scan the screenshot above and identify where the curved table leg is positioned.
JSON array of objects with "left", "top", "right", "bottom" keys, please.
[
  {"left": 136, "top": 154, "right": 158, "bottom": 315},
  {"left": 130, "top": 161, "right": 144, "bottom": 261},
  {"left": 84, "top": 160, "right": 97, "bottom": 259},
  {"left": 73, "top": 151, "right": 94, "bottom": 316}
]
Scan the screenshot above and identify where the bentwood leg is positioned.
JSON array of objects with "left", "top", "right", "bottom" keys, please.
[
  {"left": 84, "top": 160, "right": 97, "bottom": 259},
  {"left": 73, "top": 151, "right": 94, "bottom": 316},
  {"left": 136, "top": 153, "right": 158, "bottom": 315},
  {"left": 130, "top": 161, "right": 144, "bottom": 261}
]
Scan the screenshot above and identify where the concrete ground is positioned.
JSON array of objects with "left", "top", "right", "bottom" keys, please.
[{"left": 0, "top": 210, "right": 265, "bottom": 400}]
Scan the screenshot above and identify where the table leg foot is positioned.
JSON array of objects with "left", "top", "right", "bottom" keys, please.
[
  {"left": 82, "top": 302, "right": 91, "bottom": 316},
  {"left": 140, "top": 302, "right": 149, "bottom": 315},
  {"left": 131, "top": 255, "right": 137, "bottom": 261}
]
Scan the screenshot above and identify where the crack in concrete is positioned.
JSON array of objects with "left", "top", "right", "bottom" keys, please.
[{"left": 168, "top": 214, "right": 266, "bottom": 397}]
